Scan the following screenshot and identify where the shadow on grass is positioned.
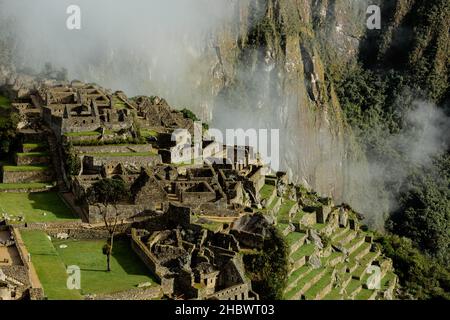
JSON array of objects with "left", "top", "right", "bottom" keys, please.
[
  {"left": 80, "top": 268, "right": 109, "bottom": 272},
  {"left": 28, "top": 192, "right": 77, "bottom": 220},
  {"left": 111, "top": 240, "right": 156, "bottom": 279}
]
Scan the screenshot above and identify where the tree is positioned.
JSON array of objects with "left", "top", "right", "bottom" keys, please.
[
  {"left": 377, "top": 234, "right": 450, "bottom": 300},
  {"left": 243, "top": 217, "right": 289, "bottom": 299},
  {"left": 387, "top": 157, "right": 450, "bottom": 259},
  {"left": 87, "top": 178, "right": 128, "bottom": 272},
  {"left": 0, "top": 110, "right": 19, "bottom": 157},
  {"left": 63, "top": 143, "right": 81, "bottom": 176}
]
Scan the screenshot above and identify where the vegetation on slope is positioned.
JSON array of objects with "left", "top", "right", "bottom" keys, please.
[
  {"left": 243, "top": 218, "right": 289, "bottom": 300},
  {"left": 330, "top": 0, "right": 450, "bottom": 299},
  {"left": 0, "top": 95, "right": 19, "bottom": 157},
  {"left": 376, "top": 235, "right": 450, "bottom": 300}
]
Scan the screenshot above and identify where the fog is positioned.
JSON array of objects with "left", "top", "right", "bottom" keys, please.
[
  {"left": 345, "top": 100, "right": 450, "bottom": 228},
  {"left": 0, "top": 1, "right": 448, "bottom": 229},
  {"left": 0, "top": 0, "right": 234, "bottom": 104}
]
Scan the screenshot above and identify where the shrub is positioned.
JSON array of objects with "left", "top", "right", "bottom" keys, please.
[{"left": 243, "top": 220, "right": 289, "bottom": 299}]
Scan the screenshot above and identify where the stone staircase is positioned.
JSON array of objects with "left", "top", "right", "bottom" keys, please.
[
  {"left": 167, "top": 193, "right": 179, "bottom": 202},
  {"left": 258, "top": 182, "right": 398, "bottom": 300}
]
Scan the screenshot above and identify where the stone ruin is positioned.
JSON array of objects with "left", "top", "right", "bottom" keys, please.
[{"left": 0, "top": 80, "right": 398, "bottom": 300}]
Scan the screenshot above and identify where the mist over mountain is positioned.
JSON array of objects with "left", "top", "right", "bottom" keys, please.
[{"left": 0, "top": 0, "right": 448, "bottom": 232}]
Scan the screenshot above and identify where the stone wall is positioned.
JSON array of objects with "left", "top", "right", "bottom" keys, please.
[
  {"left": 93, "top": 286, "right": 162, "bottom": 300},
  {"left": 84, "top": 154, "right": 162, "bottom": 171},
  {"left": 210, "top": 283, "right": 256, "bottom": 300},
  {"left": 2, "top": 169, "right": 53, "bottom": 183},
  {"left": 166, "top": 203, "right": 192, "bottom": 228},
  {"left": 1, "top": 265, "right": 29, "bottom": 286},
  {"left": 230, "top": 230, "right": 264, "bottom": 250},
  {"left": 130, "top": 228, "right": 172, "bottom": 286},
  {"left": 15, "top": 154, "right": 50, "bottom": 166},
  {"left": 86, "top": 203, "right": 154, "bottom": 224},
  {"left": 0, "top": 185, "right": 53, "bottom": 193},
  {"left": 61, "top": 116, "right": 101, "bottom": 134},
  {"left": 248, "top": 167, "right": 265, "bottom": 193},
  {"left": 74, "top": 144, "right": 153, "bottom": 155},
  {"left": 180, "top": 190, "right": 216, "bottom": 205}
]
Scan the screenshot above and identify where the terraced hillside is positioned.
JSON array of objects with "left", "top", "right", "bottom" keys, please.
[
  {"left": 0, "top": 128, "right": 55, "bottom": 190},
  {"left": 259, "top": 176, "right": 397, "bottom": 300}
]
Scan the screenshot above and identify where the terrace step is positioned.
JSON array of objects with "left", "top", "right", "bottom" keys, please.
[
  {"left": 267, "top": 197, "right": 281, "bottom": 214},
  {"left": 333, "top": 229, "right": 357, "bottom": 246},
  {"left": 345, "top": 236, "right": 366, "bottom": 255},
  {"left": 349, "top": 242, "right": 372, "bottom": 261},
  {"left": 259, "top": 184, "right": 276, "bottom": 207},
  {"left": 277, "top": 223, "right": 291, "bottom": 236},
  {"left": 286, "top": 265, "right": 310, "bottom": 289},
  {"left": 360, "top": 250, "right": 381, "bottom": 267},
  {"left": 355, "top": 288, "right": 377, "bottom": 300},
  {"left": 286, "top": 232, "right": 308, "bottom": 253},
  {"left": 331, "top": 227, "right": 350, "bottom": 241},
  {"left": 284, "top": 267, "right": 327, "bottom": 300},
  {"left": 322, "top": 251, "right": 344, "bottom": 267},
  {"left": 276, "top": 199, "right": 298, "bottom": 223},
  {"left": 302, "top": 271, "right": 334, "bottom": 300},
  {"left": 347, "top": 260, "right": 359, "bottom": 273},
  {"left": 340, "top": 273, "right": 353, "bottom": 290},
  {"left": 380, "top": 271, "right": 398, "bottom": 292},
  {"left": 323, "top": 287, "right": 344, "bottom": 300},
  {"left": 167, "top": 194, "right": 179, "bottom": 202},
  {"left": 352, "top": 264, "right": 369, "bottom": 281},
  {"left": 0, "top": 182, "right": 55, "bottom": 192},
  {"left": 345, "top": 279, "right": 363, "bottom": 299},
  {"left": 290, "top": 243, "right": 315, "bottom": 264}
]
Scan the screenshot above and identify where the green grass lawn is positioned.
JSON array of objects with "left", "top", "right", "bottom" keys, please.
[
  {"left": 278, "top": 200, "right": 296, "bottom": 222},
  {"left": 21, "top": 230, "right": 83, "bottom": 300},
  {"left": 22, "top": 231, "right": 159, "bottom": 299},
  {"left": 0, "top": 192, "right": 78, "bottom": 223},
  {"left": 286, "top": 231, "right": 306, "bottom": 246},
  {"left": 303, "top": 271, "right": 333, "bottom": 299},
  {"left": 0, "top": 182, "right": 54, "bottom": 190},
  {"left": 16, "top": 152, "right": 49, "bottom": 157},
  {"left": 2, "top": 164, "right": 49, "bottom": 172},
  {"left": 64, "top": 131, "right": 101, "bottom": 137},
  {"left": 22, "top": 143, "right": 48, "bottom": 152},
  {"left": 87, "top": 151, "right": 156, "bottom": 157},
  {"left": 291, "top": 243, "right": 316, "bottom": 261},
  {"left": 267, "top": 196, "right": 280, "bottom": 210},
  {"left": 54, "top": 238, "right": 158, "bottom": 296},
  {"left": 140, "top": 129, "right": 158, "bottom": 138},
  {"left": 259, "top": 184, "right": 275, "bottom": 200}
]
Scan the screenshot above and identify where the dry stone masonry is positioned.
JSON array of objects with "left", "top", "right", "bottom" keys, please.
[{"left": 0, "top": 79, "right": 397, "bottom": 300}]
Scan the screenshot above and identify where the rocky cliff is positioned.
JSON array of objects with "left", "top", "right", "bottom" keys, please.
[
  {"left": 1, "top": 0, "right": 423, "bottom": 226},
  {"left": 199, "top": 0, "right": 372, "bottom": 202}
]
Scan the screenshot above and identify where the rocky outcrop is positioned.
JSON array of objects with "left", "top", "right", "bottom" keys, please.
[{"left": 195, "top": 0, "right": 371, "bottom": 202}]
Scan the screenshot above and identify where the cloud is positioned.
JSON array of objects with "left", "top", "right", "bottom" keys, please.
[{"left": 0, "top": 0, "right": 234, "bottom": 100}]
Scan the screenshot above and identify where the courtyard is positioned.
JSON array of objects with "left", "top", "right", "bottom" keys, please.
[
  {"left": 21, "top": 230, "right": 159, "bottom": 299},
  {"left": 0, "top": 192, "right": 79, "bottom": 223}
]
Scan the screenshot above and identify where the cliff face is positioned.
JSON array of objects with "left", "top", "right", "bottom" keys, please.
[
  {"left": 0, "top": 0, "right": 372, "bottom": 202},
  {"left": 193, "top": 0, "right": 371, "bottom": 201},
  {"left": 0, "top": 0, "right": 397, "bottom": 215},
  {"left": 361, "top": 0, "right": 450, "bottom": 103}
]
